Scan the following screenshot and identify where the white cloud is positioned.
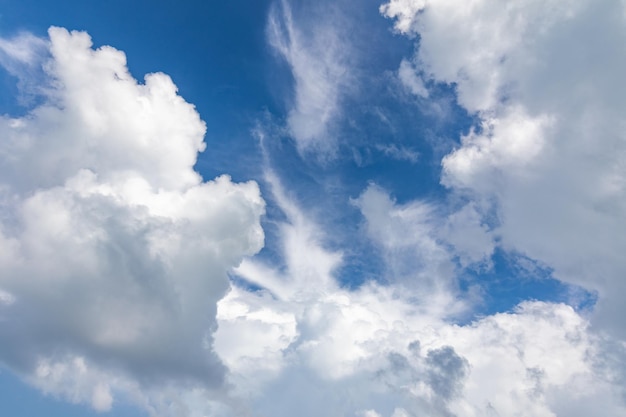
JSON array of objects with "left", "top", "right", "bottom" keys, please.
[
  {"left": 3, "top": 3, "right": 626, "bottom": 416},
  {"left": 375, "top": 143, "right": 420, "bottom": 163},
  {"left": 442, "top": 106, "right": 554, "bottom": 193},
  {"left": 382, "top": 0, "right": 626, "bottom": 339},
  {"left": 0, "top": 288, "right": 15, "bottom": 305},
  {"left": 214, "top": 173, "right": 626, "bottom": 416},
  {"left": 0, "top": 31, "right": 49, "bottom": 104},
  {"left": 381, "top": 0, "right": 584, "bottom": 113},
  {"left": 0, "top": 27, "right": 265, "bottom": 414},
  {"left": 441, "top": 203, "right": 494, "bottom": 268},
  {"left": 380, "top": 0, "right": 427, "bottom": 34},
  {"left": 0, "top": 32, "right": 48, "bottom": 66},
  {"left": 445, "top": 302, "right": 625, "bottom": 417},
  {"left": 352, "top": 184, "right": 468, "bottom": 317},
  {"left": 391, "top": 409, "right": 410, "bottom": 417},
  {"left": 353, "top": 184, "right": 495, "bottom": 305},
  {"left": 32, "top": 357, "right": 118, "bottom": 412},
  {"left": 398, "top": 59, "right": 428, "bottom": 98},
  {"left": 267, "top": 0, "right": 354, "bottom": 154},
  {"left": 360, "top": 410, "right": 383, "bottom": 417}
]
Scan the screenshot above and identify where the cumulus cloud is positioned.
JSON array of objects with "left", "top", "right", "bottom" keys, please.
[
  {"left": 214, "top": 174, "right": 626, "bottom": 417},
  {"left": 223, "top": 1, "right": 626, "bottom": 411},
  {"left": 267, "top": 0, "right": 354, "bottom": 154},
  {"left": 0, "top": 27, "right": 265, "bottom": 413},
  {"left": 382, "top": 0, "right": 626, "bottom": 339}
]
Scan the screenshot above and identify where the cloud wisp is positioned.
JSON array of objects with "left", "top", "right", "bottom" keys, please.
[{"left": 267, "top": 0, "right": 355, "bottom": 155}]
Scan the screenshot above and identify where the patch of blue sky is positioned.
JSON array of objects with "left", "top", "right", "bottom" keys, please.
[
  {"left": 0, "top": 69, "right": 20, "bottom": 113},
  {"left": 461, "top": 248, "right": 598, "bottom": 318}
]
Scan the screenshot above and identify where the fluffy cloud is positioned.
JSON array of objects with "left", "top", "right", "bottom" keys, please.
[
  {"left": 382, "top": 0, "right": 626, "bottom": 338},
  {"left": 215, "top": 174, "right": 626, "bottom": 417},
  {"left": 0, "top": 27, "right": 265, "bottom": 413}
]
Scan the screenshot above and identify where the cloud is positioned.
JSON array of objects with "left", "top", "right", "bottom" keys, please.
[
  {"left": 352, "top": 184, "right": 467, "bottom": 317},
  {"left": 267, "top": 0, "right": 354, "bottom": 154},
  {"left": 381, "top": 0, "right": 585, "bottom": 113},
  {"left": 353, "top": 184, "right": 495, "bottom": 303},
  {"left": 0, "top": 32, "right": 48, "bottom": 66},
  {"left": 3, "top": 4, "right": 626, "bottom": 417},
  {"left": 397, "top": 59, "right": 428, "bottom": 98},
  {"left": 379, "top": 0, "right": 427, "bottom": 35},
  {"left": 225, "top": 2, "right": 626, "bottom": 412},
  {"left": 214, "top": 172, "right": 626, "bottom": 417},
  {"left": 0, "top": 31, "right": 49, "bottom": 105},
  {"left": 0, "top": 27, "right": 265, "bottom": 413},
  {"left": 382, "top": 0, "right": 626, "bottom": 339},
  {"left": 440, "top": 203, "right": 494, "bottom": 268},
  {"left": 375, "top": 143, "right": 420, "bottom": 163}
]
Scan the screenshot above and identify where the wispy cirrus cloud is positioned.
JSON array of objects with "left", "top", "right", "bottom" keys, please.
[
  {"left": 266, "top": 0, "right": 355, "bottom": 155},
  {"left": 375, "top": 143, "right": 420, "bottom": 163},
  {"left": 0, "top": 31, "right": 49, "bottom": 105}
]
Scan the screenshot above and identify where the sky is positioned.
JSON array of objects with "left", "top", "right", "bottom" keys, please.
[{"left": 0, "top": 1, "right": 626, "bottom": 416}]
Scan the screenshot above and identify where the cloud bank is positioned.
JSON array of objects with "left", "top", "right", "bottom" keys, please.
[
  {"left": 382, "top": 0, "right": 626, "bottom": 338},
  {"left": 216, "top": 174, "right": 626, "bottom": 417},
  {"left": 0, "top": 27, "right": 264, "bottom": 413}
]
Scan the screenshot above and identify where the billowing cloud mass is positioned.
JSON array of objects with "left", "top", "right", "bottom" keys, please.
[
  {"left": 381, "top": 0, "right": 626, "bottom": 338},
  {"left": 2, "top": 1, "right": 626, "bottom": 416},
  {"left": 212, "top": 0, "right": 626, "bottom": 416},
  {"left": 0, "top": 27, "right": 264, "bottom": 412},
  {"left": 215, "top": 174, "right": 626, "bottom": 417}
]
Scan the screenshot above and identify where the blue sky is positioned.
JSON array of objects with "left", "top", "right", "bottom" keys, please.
[{"left": 0, "top": 1, "right": 625, "bottom": 416}]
